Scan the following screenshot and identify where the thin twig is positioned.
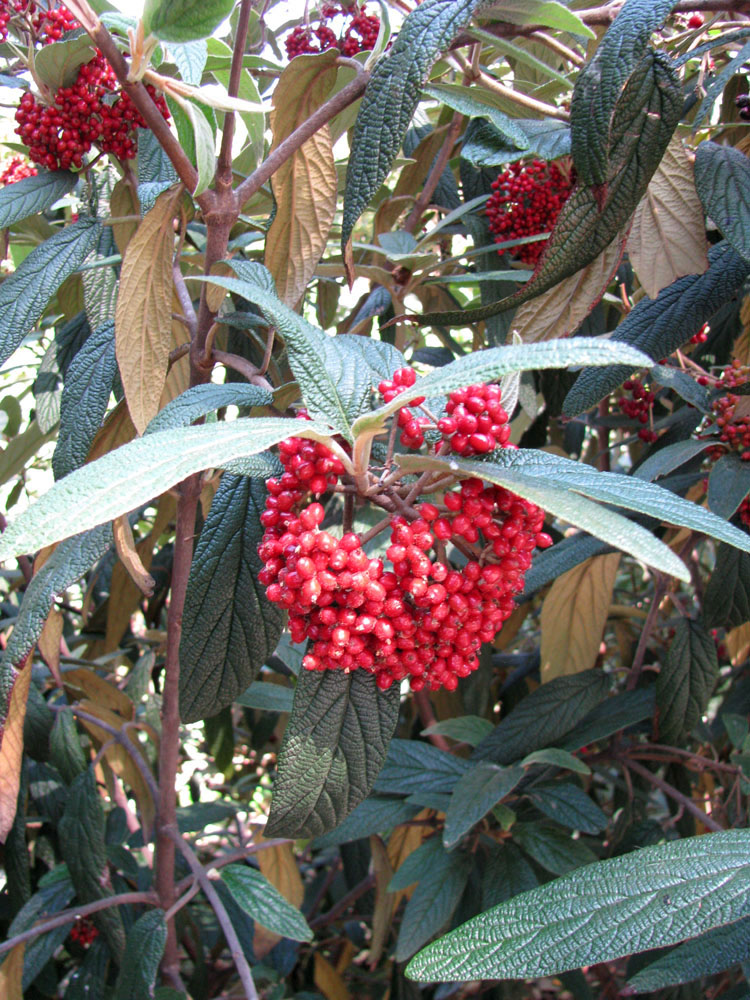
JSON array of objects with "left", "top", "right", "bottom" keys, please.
[
  {"left": 309, "top": 873, "right": 376, "bottom": 930},
  {"left": 0, "top": 892, "right": 156, "bottom": 957},
  {"left": 69, "top": 706, "right": 160, "bottom": 802},
  {"left": 530, "top": 29, "right": 585, "bottom": 67},
  {"left": 212, "top": 349, "right": 273, "bottom": 390},
  {"left": 217, "top": 0, "right": 254, "bottom": 187},
  {"left": 626, "top": 575, "right": 666, "bottom": 691},
  {"left": 624, "top": 758, "right": 723, "bottom": 833},
  {"left": 404, "top": 112, "right": 463, "bottom": 234},
  {"left": 166, "top": 826, "right": 259, "bottom": 1000},
  {"left": 173, "top": 263, "right": 197, "bottom": 335}
]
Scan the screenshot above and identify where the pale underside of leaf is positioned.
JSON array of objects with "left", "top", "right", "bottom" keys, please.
[
  {"left": 510, "top": 234, "right": 627, "bottom": 342},
  {"left": 265, "top": 53, "right": 338, "bottom": 307},
  {"left": 540, "top": 553, "right": 621, "bottom": 681},
  {"left": 115, "top": 186, "right": 182, "bottom": 433},
  {"left": 628, "top": 138, "right": 709, "bottom": 299}
]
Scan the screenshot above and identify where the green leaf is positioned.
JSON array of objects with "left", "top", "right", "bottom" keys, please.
[
  {"left": 649, "top": 364, "right": 711, "bottom": 414},
  {"left": 423, "top": 83, "right": 530, "bottom": 149},
  {"left": 266, "top": 668, "right": 401, "bottom": 838},
  {"left": 145, "top": 382, "right": 273, "bottom": 434},
  {"left": 512, "top": 821, "right": 597, "bottom": 875},
  {"left": 417, "top": 49, "right": 682, "bottom": 327},
  {"left": 570, "top": 0, "right": 677, "bottom": 186},
  {"left": 113, "top": 910, "right": 167, "bottom": 1000},
  {"left": 64, "top": 938, "right": 110, "bottom": 1000},
  {"left": 527, "top": 782, "right": 608, "bottom": 835},
  {"left": 390, "top": 836, "right": 446, "bottom": 891},
  {"left": 481, "top": 842, "right": 538, "bottom": 909},
  {"left": 203, "top": 261, "right": 406, "bottom": 439},
  {"left": 375, "top": 739, "right": 470, "bottom": 796},
  {"left": 0, "top": 525, "right": 111, "bottom": 738},
  {"left": 486, "top": 0, "right": 594, "bottom": 37},
  {"left": 560, "top": 687, "right": 655, "bottom": 751},
  {"left": 461, "top": 116, "right": 570, "bottom": 168},
  {"left": 704, "top": 544, "right": 750, "bottom": 630},
  {"left": 351, "top": 337, "right": 653, "bottom": 436},
  {"left": 175, "top": 800, "right": 235, "bottom": 833},
  {"left": 170, "top": 39, "right": 207, "bottom": 84},
  {"left": 520, "top": 748, "right": 590, "bottom": 775},
  {"left": 522, "top": 534, "right": 612, "bottom": 600},
  {"left": 49, "top": 707, "right": 87, "bottom": 785},
  {"left": 692, "top": 39, "right": 750, "bottom": 129},
  {"left": 173, "top": 96, "right": 216, "bottom": 195},
  {"left": 473, "top": 668, "right": 610, "bottom": 764},
  {"left": 144, "top": 0, "right": 236, "bottom": 42},
  {"left": 341, "top": 0, "right": 486, "bottom": 250},
  {"left": 398, "top": 452, "right": 692, "bottom": 581},
  {"left": 422, "top": 715, "right": 494, "bottom": 746},
  {"left": 634, "top": 439, "right": 716, "bottom": 483},
  {"left": 221, "top": 864, "right": 313, "bottom": 941},
  {"left": 59, "top": 769, "right": 125, "bottom": 960},
  {"left": 235, "top": 680, "right": 294, "bottom": 713},
  {"left": 695, "top": 142, "right": 750, "bottom": 264},
  {"left": 708, "top": 453, "right": 750, "bottom": 520},
  {"left": 395, "top": 843, "right": 472, "bottom": 961},
  {"left": 34, "top": 32, "right": 96, "bottom": 91},
  {"left": 0, "top": 219, "right": 100, "bottom": 368},
  {"left": 312, "top": 795, "right": 420, "bottom": 849},
  {"left": 0, "top": 170, "right": 77, "bottom": 229},
  {"left": 657, "top": 619, "right": 718, "bottom": 744},
  {"left": 52, "top": 321, "right": 116, "bottom": 480},
  {"left": 627, "top": 915, "right": 750, "bottom": 992},
  {"left": 179, "top": 474, "right": 284, "bottom": 722},
  {"left": 3, "top": 869, "right": 75, "bottom": 991},
  {"left": 563, "top": 242, "right": 750, "bottom": 415},
  {"left": 406, "top": 829, "right": 750, "bottom": 983},
  {"left": 0, "top": 417, "right": 334, "bottom": 560},
  {"left": 443, "top": 763, "right": 524, "bottom": 848}
]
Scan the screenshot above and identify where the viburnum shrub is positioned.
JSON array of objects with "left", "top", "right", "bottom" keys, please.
[{"left": 6, "top": 2, "right": 750, "bottom": 999}]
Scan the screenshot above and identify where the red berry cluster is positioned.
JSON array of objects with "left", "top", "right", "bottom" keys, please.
[
  {"left": 0, "top": 154, "right": 36, "bottom": 185},
  {"left": 0, "top": 0, "right": 78, "bottom": 43},
  {"left": 284, "top": 3, "right": 379, "bottom": 59},
  {"left": 377, "top": 368, "right": 511, "bottom": 456},
  {"left": 617, "top": 378, "right": 658, "bottom": 443},
  {"left": 257, "top": 381, "right": 551, "bottom": 692},
  {"left": 706, "top": 362, "right": 750, "bottom": 461},
  {"left": 15, "top": 54, "right": 170, "bottom": 170},
  {"left": 486, "top": 159, "right": 575, "bottom": 266},
  {"left": 690, "top": 323, "right": 709, "bottom": 345},
  {"left": 69, "top": 918, "right": 98, "bottom": 947}
]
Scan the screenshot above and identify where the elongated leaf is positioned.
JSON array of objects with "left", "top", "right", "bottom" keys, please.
[
  {"left": 417, "top": 50, "right": 682, "bottom": 327},
  {"left": 423, "top": 83, "right": 530, "bottom": 149},
  {"left": 145, "top": 382, "right": 272, "bottom": 434},
  {"left": 0, "top": 171, "right": 76, "bottom": 229},
  {"left": 461, "top": 116, "right": 570, "bottom": 168},
  {"left": 563, "top": 242, "right": 750, "bottom": 415},
  {"left": 375, "top": 739, "right": 470, "bottom": 796},
  {"left": 512, "top": 821, "right": 597, "bottom": 874},
  {"left": 0, "top": 526, "right": 112, "bottom": 740},
  {"left": 422, "top": 715, "right": 494, "bottom": 746},
  {"left": 522, "top": 533, "right": 612, "bottom": 600},
  {"left": 351, "top": 338, "right": 652, "bottom": 436},
  {"left": 695, "top": 142, "right": 750, "bottom": 264},
  {"left": 443, "top": 763, "right": 524, "bottom": 848},
  {"left": 113, "top": 910, "right": 167, "bottom": 1000},
  {"left": 657, "top": 618, "right": 718, "bottom": 744},
  {"left": 266, "top": 668, "right": 401, "bottom": 838},
  {"left": 179, "top": 474, "right": 284, "bottom": 722},
  {"left": 221, "top": 865, "right": 313, "bottom": 941},
  {"left": 397, "top": 453, "right": 692, "bottom": 581},
  {"left": 390, "top": 835, "right": 446, "bottom": 891},
  {"left": 170, "top": 39, "right": 207, "bottom": 84},
  {"left": 395, "top": 844, "right": 472, "bottom": 961},
  {"left": 265, "top": 52, "right": 338, "bottom": 306},
  {"left": 3, "top": 869, "right": 75, "bottom": 992},
  {"left": 527, "top": 782, "right": 608, "bottom": 835},
  {"left": 0, "top": 417, "right": 333, "bottom": 560},
  {"left": 473, "top": 668, "right": 610, "bottom": 764},
  {"left": 704, "top": 544, "right": 750, "bottom": 630},
  {"left": 115, "top": 186, "right": 181, "bottom": 433},
  {"left": 560, "top": 686, "right": 655, "bottom": 751},
  {"left": 341, "top": 0, "right": 486, "bottom": 249},
  {"left": 205, "top": 261, "right": 406, "bottom": 439},
  {"left": 312, "top": 796, "right": 420, "bottom": 849},
  {"left": 236, "top": 681, "right": 294, "bottom": 713},
  {"left": 649, "top": 363, "right": 712, "bottom": 413},
  {"left": 0, "top": 220, "right": 100, "bottom": 368},
  {"left": 52, "top": 321, "right": 116, "bottom": 480},
  {"left": 627, "top": 915, "right": 750, "bottom": 992},
  {"left": 708, "top": 453, "right": 750, "bottom": 520},
  {"left": 406, "top": 829, "right": 750, "bottom": 982},
  {"left": 693, "top": 39, "right": 750, "bottom": 129},
  {"left": 570, "top": 0, "right": 677, "bottom": 186},
  {"left": 635, "top": 439, "right": 716, "bottom": 483},
  {"left": 144, "top": 0, "right": 236, "bottom": 41},
  {"left": 486, "top": 0, "right": 594, "bottom": 37}
]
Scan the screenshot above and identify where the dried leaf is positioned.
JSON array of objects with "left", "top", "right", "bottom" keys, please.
[
  {"left": 109, "top": 178, "right": 140, "bottom": 256},
  {"left": 115, "top": 186, "right": 182, "bottom": 433},
  {"left": 511, "top": 235, "right": 627, "bottom": 342},
  {"left": 314, "top": 953, "right": 351, "bottom": 1000},
  {"left": 85, "top": 399, "right": 137, "bottom": 464},
  {"left": 370, "top": 834, "right": 396, "bottom": 966},
  {"left": 265, "top": 52, "right": 338, "bottom": 306},
  {"left": 0, "top": 942, "right": 25, "bottom": 999},
  {"left": 628, "top": 138, "right": 709, "bottom": 299},
  {"left": 37, "top": 606, "right": 63, "bottom": 686},
  {"left": 540, "top": 553, "right": 621, "bottom": 681},
  {"left": 0, "top": 655, "right": 31, "bottom": 841},
  {"left": 113, "top": 515, "right": 155, "bottom": 597},
  {"left": 63, "top": 668, "right": 134, "bottom": 721}
]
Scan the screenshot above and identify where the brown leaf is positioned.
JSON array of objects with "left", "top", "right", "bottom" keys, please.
[
  {"left": 0, "top": 942, "right": 25, "bottom": 999},
  {"left": 265, "top": 52, "right": 339, "bottom": 306},
  {"left": 109, "top": 178, "right": 140, "bottom": 256},
  {"left": 115, "top": 186, "right": 182, "bottom": 433},
  {"left": 386, "top": 812, "right": 431, "bottom": 909},
  {"left": 369, "top": 834, "right": 395, "bottom": 966},
  {"left": 113, "top": 514, "right": 155, "bottom": 597},
  {"left": 37, "top": 606, "right": 63, "bottom": 686},
  {"left": 85, "top": 399, "right": 136, "bottom": 464},
  {"left": 628, "top": 138, "right": 709, "bottom": 299},
  {"left": 511, "top": 234, "right": 627, "bottom": 342},
  {"left": 726, "top": 622, "right": 750, "bottom": 665},
  {"left": 256, "top": 838, "right": 304, "bottom": 907},
  {"left": 63, "top": 668, "right": 134, "bottom": 720},
  {"left": 0, "top": 654, "right": 32, "bottom": 841},
  {"left": 314, "top": 953, "right": 351, "bottom": 1000},
  {"left": 540, "top": 553, "right": 621, "bottom": 682}
]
